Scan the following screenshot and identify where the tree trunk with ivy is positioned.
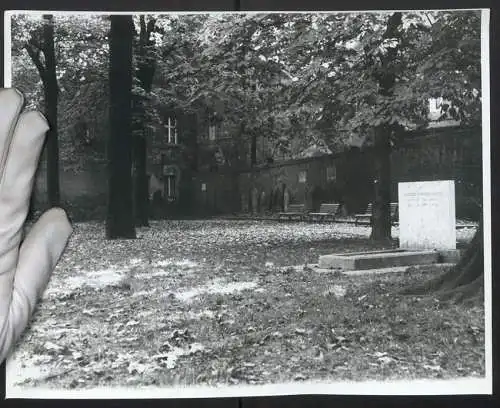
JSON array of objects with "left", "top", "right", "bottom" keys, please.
[
  {"left": 132, "top": 16, "right": 159, "bottom": 227},
  {"left": 106, "top": 15, "right": 136, "bottom": 239}
]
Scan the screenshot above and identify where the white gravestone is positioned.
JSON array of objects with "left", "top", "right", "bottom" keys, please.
[{"left": 398, "top": 180, "right": 456, "bottom": 250}]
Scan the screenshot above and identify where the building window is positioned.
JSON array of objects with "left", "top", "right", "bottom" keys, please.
[
  {"left": 326, "top": 166, "right": 336, "bottom": 182},
  {"left": 428, "top": 97, "right": 456, "bottom": 121},
  {"left": 208, "top": 115, "right": 224, "bottom": 141},
  {"left": 166, "top": 117, "right": 178, "bottom": 144},
  {"left": 208, "top": 124, "right": 217, "bottom": 141},
  {"left": 429, "top": 97, "right": 443, "bottom": 113},
  {"left": 166, "top": 175, "right": 176, "bottom": 200},
  {"left": 298, "top": 171, "right": 307, "bottom": 183}
]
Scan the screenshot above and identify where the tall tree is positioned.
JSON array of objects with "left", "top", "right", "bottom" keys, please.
[
  {"left": 287, "top": 11, "right": 480, "bottom": 241},
  {"left": 370, "top": 12, "right": 402, "bottom": 241},
  {"left": 264, "top": 10, "right": 483, "bottom": 299},
  {"left": 24, "top": 14, "right": 60, "bottom": 207},
  {"left": 398, "top": 11, "right": 483, "bottom": 301},
  {"left": 106, "top": 15, "right": 136, "bottom": 239},
  {"left": 11, "top": 13, "right": 483, "bottom": 290},
  {"left": 131, "top": 15, "right": 163, "bottom": 227}
]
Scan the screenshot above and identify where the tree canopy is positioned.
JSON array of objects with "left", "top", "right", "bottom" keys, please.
[
  {"left": 9, "top": 10, "right": 484, "bottom": 298},
  {"left": 11, "top": 11, "right": 481, "bottom": 166}
]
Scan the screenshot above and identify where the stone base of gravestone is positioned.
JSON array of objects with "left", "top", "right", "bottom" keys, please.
[
  {"left": 316, "top": 180, "right": 461, "bottom": 273},
  {"left": 398, "top": 180, "right": 456, "bottom": 250},
  {"left": 318, "top": 248, "right": 461, "bottom": 272}
]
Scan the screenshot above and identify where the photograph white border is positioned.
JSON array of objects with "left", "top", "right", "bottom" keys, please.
[{"left": 3, "top": 8, "right": 492, "bottom": 399}]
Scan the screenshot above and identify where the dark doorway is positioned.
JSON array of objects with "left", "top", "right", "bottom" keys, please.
[
  {"left": 310, "top": 186, "right": 326, "bottom": 212},
  {"left": 271, "top": 185, "right": 285, "bottom": 212}
]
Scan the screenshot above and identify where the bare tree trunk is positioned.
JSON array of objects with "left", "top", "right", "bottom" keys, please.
[
  {"left": 42, "top": 15, "right": 60, "bottom": 207},
  {"left": 25, "top": 15, "right": 60, "bottom": 208},
  {"left": 369, "top": 12, "right": 402, "bottom": 242},
  {"left": 370, "top": 127, "right": 392, "bottom": 241},
  {"left": 106, "top": 15, "right": 136, "bottom": 239}
]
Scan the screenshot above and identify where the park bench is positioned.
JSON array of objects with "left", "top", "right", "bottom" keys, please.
[
  {"left": 391, "top": 203, "right": 399, "bottom": 224},
  {"left": 307, "top": 203, "right": 341, "bottom": 222},
  {"left": 354, "top": 203, "right": 373, "bottom": 225},
  {"left": 278, "top": 204, "right": 306, "bottom": 221},
  {"left": 354, "top": 202, "right": 398, "bottom": 225}
]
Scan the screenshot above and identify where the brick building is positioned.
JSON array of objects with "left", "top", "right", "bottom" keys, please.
[{"left": 32, "top": 102, "right": 482, "bottom": 222}]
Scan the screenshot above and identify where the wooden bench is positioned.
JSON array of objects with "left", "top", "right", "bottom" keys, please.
[
  {"left": 354, "top": 203, "right": 398, "bottom": 225},
  {"left": 278, "top": 204, "right": 306, "bottom": 221},
  {"left": 308, "top": 203, "right": 341, "bottom": 222},
  {"left": 390, "top": 203, "right": 399, "bottom": 224},
  {"left": 354, "top": 203, "right": 373, "bottom": 225}
]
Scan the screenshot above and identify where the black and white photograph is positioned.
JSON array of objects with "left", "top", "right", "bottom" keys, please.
[{"left": 3, "top": 8, "right": 491, "bottom": 398}]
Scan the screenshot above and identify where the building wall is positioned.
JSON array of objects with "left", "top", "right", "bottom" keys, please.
[
  {"left": 194, "top": 126, "right": 482, "bottom": 219},
  {"left": 391, "top": 126, "right": 482, "bottom": 219},
  {"left": 194, "top": 148, "right": 374, "bottom": 216},
  {"left": 192, "top": 171, "right": 240, "bottom": 215},
  {"left": 32, "top": 160, "right": 108, "bottom": 221},
  {"left": 147, "top": 111, "right": 198, "bottom": 218},
  {"left": 32, "top": 125, "right": 482, "bottom": 221}
]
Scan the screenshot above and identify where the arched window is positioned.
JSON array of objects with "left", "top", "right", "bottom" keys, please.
[
  {"left": 209, "top": 123, "right": 217, "bottom": 141},
  {"left": 326, "top": 166, "right": 337, "bottom": 182},
  {"left": 208, "top": 113, "right": 223, "bottom": 141},
  {"left": 166, "top": 117, "right": 178, "bottom": 144},
  {"left": 166, "top": 174, "right": 176, "bottom": 200}
]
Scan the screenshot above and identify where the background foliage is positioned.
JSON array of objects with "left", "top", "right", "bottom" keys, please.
[{"left": 10, "top": 11, "right": 481, "bottom": 170}]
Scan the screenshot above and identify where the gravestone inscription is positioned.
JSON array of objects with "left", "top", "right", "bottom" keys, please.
[{"left": 398, "top": 180, "right": 456, "bottom": 250}]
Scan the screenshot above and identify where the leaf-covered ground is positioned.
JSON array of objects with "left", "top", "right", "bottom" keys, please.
[{"left": 7, "top": 220, "right": 483, "bottom": 390}]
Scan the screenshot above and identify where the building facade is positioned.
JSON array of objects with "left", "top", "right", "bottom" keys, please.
[{"left": 31, "top": 104, "right": 482, "bottom": 222}]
